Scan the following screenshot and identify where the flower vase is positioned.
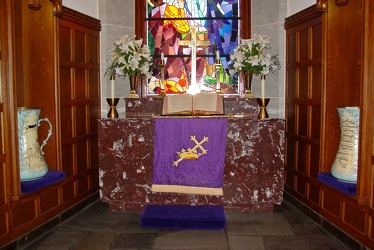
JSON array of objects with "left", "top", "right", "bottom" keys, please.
[
  {"left": 127, "top": 73, "right": 140, "bottom": 98},
  {"left": 242, "top": 71, "right": 254, "bottom": 98},
  {"left": 18, "top": 107, "right": 52, "bottom": 181},
  {"left": 331, "top": 107, "right": 360, "bottom": 183}
]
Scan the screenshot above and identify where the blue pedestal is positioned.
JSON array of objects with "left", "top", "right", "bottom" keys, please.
[
  {"left": 317, "top": 172, "right": 356, "bottom": 195},
  {"left": 21, "top": 170, "right": 66, "bottom": 194}
]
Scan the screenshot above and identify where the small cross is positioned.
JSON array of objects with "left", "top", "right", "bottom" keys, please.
[{"left": 178, "top": 26, "right": 210, "bottom": 94}]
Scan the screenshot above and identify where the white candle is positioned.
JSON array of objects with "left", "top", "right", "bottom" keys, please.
[
  {"left": 110, "top": 75, "right": 115, "bottom": 98},
  {"left": 161, "top": 52, "right": 164, "bottom": 63},
  {"left": 261, "top": 75, "right": 265, "bottom": 99},
  {"left": 216, "top": 49, "right": 220, "bottom": 60}
]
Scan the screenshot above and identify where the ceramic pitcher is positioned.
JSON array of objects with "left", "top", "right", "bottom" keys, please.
[
  {"left": 331, "top": 107, "right": 360, "bottom": 183},
  {"left": 18, "top": 107, "right": 52, "bottom": 181}
]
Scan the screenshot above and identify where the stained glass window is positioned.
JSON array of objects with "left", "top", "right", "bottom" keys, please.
[{"left": 144, "top": 0, "right": 243, "bottom": 96}]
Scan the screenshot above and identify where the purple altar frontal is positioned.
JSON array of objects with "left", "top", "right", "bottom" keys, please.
[
  {"left": 140, "top": 205, "right": 226, "bottom": 230},
  {"left": 21, "top": 170, "right": 66, "bottom": 194},
  {"left": 317, "top": 172, "right": 356, "bottom": 195}
]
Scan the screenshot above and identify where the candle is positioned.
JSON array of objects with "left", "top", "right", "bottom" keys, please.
[
  {"left": 216, "top": 49, "right": 220, "bottom": 60},
  {"left": 261, "top": 75, "right": 265, "bottom": 99},
  {"left": 110, "top": 74, "right": 115, "bottom": 99},
  {"left": 161, "top": 52, "right": 164, "bottom": 64}
]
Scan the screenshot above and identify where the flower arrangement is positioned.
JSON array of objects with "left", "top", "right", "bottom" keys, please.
[
  {"left": 105, "top": 35, "right": 153, "bottom": 78},
  {"left": 229, "top": 34, "right": 280, "bottom": 76}
]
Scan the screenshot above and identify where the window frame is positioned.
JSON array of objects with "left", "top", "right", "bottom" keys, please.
[{"left": 135, "top": 0, "right": 251, "bottom": 97}]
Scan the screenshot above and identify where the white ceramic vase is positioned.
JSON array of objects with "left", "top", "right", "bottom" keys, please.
[
  {"left": 18, "top": 107, "right": 52, "bottom": 181},
  {"left": 331, "top": 107, "right": 360, "bottom": 183}
]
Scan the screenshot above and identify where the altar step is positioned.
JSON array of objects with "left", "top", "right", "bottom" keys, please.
[{"left": 140, "top": 205, "right": 226, "bottom": 230}]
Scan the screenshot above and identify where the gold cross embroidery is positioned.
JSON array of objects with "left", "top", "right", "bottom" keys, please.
[{"left": 173, "top": 135, "right": 209, "bottom": 167}]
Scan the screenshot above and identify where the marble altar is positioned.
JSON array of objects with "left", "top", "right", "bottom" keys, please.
[{"left": 99, "top": 98, "right": 285, "bottom": 213}]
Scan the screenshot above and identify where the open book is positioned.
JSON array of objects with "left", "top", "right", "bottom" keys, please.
[{"left": 161, "top": 92, "right": 224, "bottom": 116}]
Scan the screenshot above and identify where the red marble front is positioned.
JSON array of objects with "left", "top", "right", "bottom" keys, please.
[{"left": 99, "top": 103, "right": 285, "bottom": 213}]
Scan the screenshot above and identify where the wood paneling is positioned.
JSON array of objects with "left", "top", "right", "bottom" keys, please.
[
  {"left": 0, "top": 0, "right": 101, "bottom": 246},
  {"left": 285, "top": 1, "right": 374, "bottom": 248}
]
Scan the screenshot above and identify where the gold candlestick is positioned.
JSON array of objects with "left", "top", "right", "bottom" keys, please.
[
  {"left": 257, "top": 98, "right": 270, "bottom": 119},
  {"left": 158, "top": 63, "right": 166, "bottom": 97},
  {"left": 215, "top": 56, "right": 223, "bottom": 95},
  {"left": 106, "top": 98, "right": 119, "bottom": 118}
]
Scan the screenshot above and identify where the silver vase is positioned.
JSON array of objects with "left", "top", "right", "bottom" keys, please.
[{"left": 331, "top": 107, "right": 360, "bottom": 183}]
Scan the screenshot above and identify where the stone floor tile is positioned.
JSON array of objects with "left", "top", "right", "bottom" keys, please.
[
  {"left": 61, "top": 210, "right": 156, "bottom": 234},
  {"left": 30, "top": 229, "right": 83, "bottom": 247},
  {"left": 153, "top": 230, "right": 228, "bottom": 249},
  {"left": 72, "top": 232, "right": 118, "bottom": 250},
  {"left": 225, "top": 213, "right": 295, "bottom": 236},
  {"left": 28, "top": 246, "right": 72, "bottom": 250},
  {"left": 264, "top": 236, "right": 351, "bottom": 250},
  {"left": 227, "top": 236, "right": 265, "bottom": 250},
  {"left": 281, "top": 204, "right": 329, "bottom": 236},
  {"left": 109, "top": 232, "right": 155, "bottom": 249}
]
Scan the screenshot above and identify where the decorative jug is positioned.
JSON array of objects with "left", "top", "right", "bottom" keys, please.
[
  {"left": 331, "top": 107, "right": 360, "bottom": 183},
  {"left": 18, "top": 107, "right": 52, "bottom": 181}
]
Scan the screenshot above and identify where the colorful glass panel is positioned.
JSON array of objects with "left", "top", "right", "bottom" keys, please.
[{"left": 146, "top": 0, "right": 240, "bottom": 95}]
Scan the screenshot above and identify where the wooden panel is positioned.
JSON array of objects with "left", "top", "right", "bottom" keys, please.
[
  {"left": 62, "top": 181, "right": 76, "bottom": 203},
  {"left": 75, "top": 105, "right": 87, "bottom": 136},
  {"left": 0, "top": 212, "right": 8, "bottom": 237},
  {"left": 40, "top": 189, "right": 59, "bottom": 214},
  {"left": 76, "top": 141, "right": 88, "bottom": 173},
  {"left": 296, "top": 177, "right": 307, "bottom": 196},
  {"left": 309, "top": 145, "right": 320, "bottom": 178},
  {"left": 287, "top": 69, "right": 296, "bottom": 99},
  {"left": 74, "top": 31, "right": 85, "bottom": 63},
  {"left": 60, "top": 67, "right": 73, "bottom": 100},
  {"left": 0, "top": 163, "right": 5, "bottom": 206},
  {"left": 285, "top": 138, "right": 296, "bottom": 168},
  {"left": 88, "top": 35, "right": 99, "bottom": 65},
  {"left": 298, "top": 67, "right": 309, "bottom": 99},
  {"left": 11, "top": 200, "right": 36, "bottom": 229},
  {"left": 284, "top": 167, "right": 295, "bottom": 189},
  {"left": 298, "top": 105, "right": 308, "bottom": 136},
  {"left": 88, "top": 70, "right": 100, "bottom": 100},
  {"left": 62, "top": 145, "right": 74, "bottom": 177},
  {"left": 77, "top": 176, "right": 88, "bottom": 194},
  {"left": 344, "top": 203, "right": 366, "bottom": 233},
  {"left": 90, "top": 137, "right": 99, "bottom": 167},
  {"left": 308, "top": 182, "right": 320, "bottom": 205},
  {"left": 297, "top": 141, "right": 307, "bottom": 174},
  {"left": 60, "top": 106, "right": 73, "bottom": 140},
  {"left": 322, "top": 191, "right": 341, "bottom": 218},
  {"left": 59, "top": 26, "right": 71, "bottom": 61},
  {"left": 299, "top": 28, "right": 309, "bottom": 61},
  {"left": 75, "top": 68, "right": 86, "bottom": 99},
  {"left": 90, "top": 104, "right": 99, "bottom": 134},
  {"left": 287, "top": 33, "right": 297, "bottom": 64}
]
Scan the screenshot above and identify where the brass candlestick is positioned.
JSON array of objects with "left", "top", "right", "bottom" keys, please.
[
  {"left": 215, "top": 57, "right": 223, "bottom": 95},
  {"left": 257, "top": 98, "right": 270, "bottom": 119},
  {"left": 158, "top": 63, "right": 166, "bottom": 97},
  {"left": 106, "top": 98, "right": 119, "bottom": 118}
]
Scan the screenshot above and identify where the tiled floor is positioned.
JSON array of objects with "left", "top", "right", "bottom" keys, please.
[{"left": 26, "top": 200, "right": 350, "bottom": 250}]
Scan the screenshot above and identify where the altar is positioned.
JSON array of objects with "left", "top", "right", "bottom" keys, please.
[{"left": 98, "top": 98, "right": 285, "bottom": 213}]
